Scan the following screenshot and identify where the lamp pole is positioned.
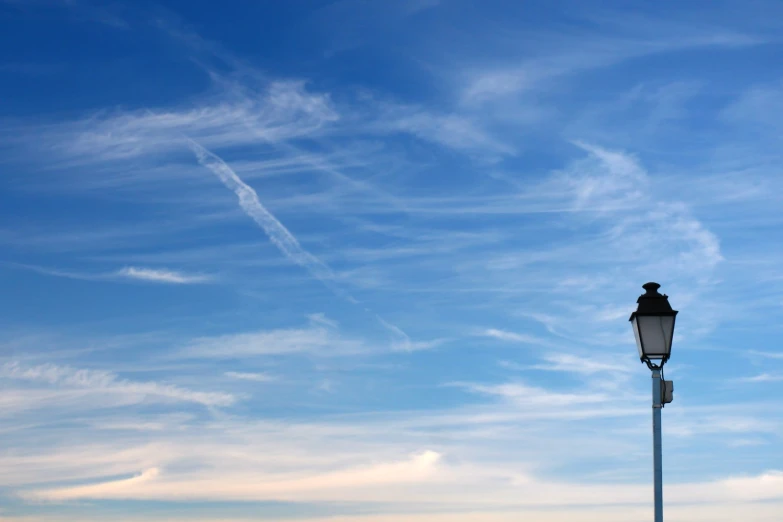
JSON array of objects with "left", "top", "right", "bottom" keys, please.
[
  {"left": 652, "top": 367, "right": 663, "bottom": 522},
  {"left": 629, "top": 282, "right": 678, "bottom": 522}
]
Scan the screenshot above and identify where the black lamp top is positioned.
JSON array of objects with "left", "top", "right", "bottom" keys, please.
[{"left": 632, "top": 282, "right": 677, "bottom": 315}]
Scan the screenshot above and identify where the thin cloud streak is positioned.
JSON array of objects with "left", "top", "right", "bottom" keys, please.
[
  {"left": 117, "top": 266, "right": 212, "bottom": 284},
  {"left": 458, "top": 16, "right": 763, "bottom": 105},
  {"left": 224, "top": 371, "right": 276, "bottom": 382},
  {"left": 748, "top": 350, "right": 783, "bottom": 360},
  {"left": 188, "top": 139, "right": 337, "bottom": 284},
  {"left": 177, "top": 326, "right": 368, "bottom": 359},
  {"left": 483, "top": 328, "right": 552, "bottom": 346},
  {"left": 3, "top": 262, "right": 212, "bottom": 285},
  {"left": 737, "top": 373, "right": 783, "bottom": 383},
  {"left": 188, "top": 138, "right": 420, "bottom": 346},
  {"left": 502, "top": 354, "right": 633, "bottom": 375},
  {"left": 1, "top": 361, "right": 235, "bottom": 407}
]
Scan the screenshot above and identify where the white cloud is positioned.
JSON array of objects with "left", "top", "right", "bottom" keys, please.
[
  {"left": 458, "top": 18, "right": 761, "bottom": 105},
  {"left": 0, "top": 362, "right": 235, "bottom": 408},
  {"left": 17, "top": 435, "right": 783, "bottom": 513},
  {"left": 171, "top": 321, "right": 441, "bottom": 361},
  {"left": 566, "top": 140, "right": 649, "bottom": 211},
  {"left": 38, "top": 80, "right": 338, "bottom": 164},
  {"left": 375, "top": 315, "right": 445, "bottom": 352},
  {"left": 5, "top": 504, "right": 783, "bottom": 522},
  {"left": 737, "top": 373, "right": 783, "bottom": 383},
  {"left": 189, "top": 140, "right": 337, "bottom": 284},
  {"left": 178, "top": 326, "right": 368, "bottom": 358},
  {"left": 186, "top": 139, "right": 416, "bottom": 344},
  {"left": 721, "top": 81, "right": 783, "bottom": 131},
  {"left": 117, "top": 266, "right": 211, "bottom": 284},
  {"left": 458, "top": 381, "right": 610, "bottom": 407},
  {"left": 224, "top": 371, "right": 276, "bottom": 382},
  {"left": 748, "top": 350, "right": 783, "bottom": 360},
  {"left": 24, "top": 450, "right": 444, "bottom": 502},
  {"left": 2, "top": 361, "right": 780, "bottom": 519},
  {"left": 6, "top": 503, "right": 783, "bottom": 522},
  {"left": 483, "top": 329, "right": 549, "bottom": 345},
  {"left": 30, "top": 467, "right": 161, "bottom": 501},
  {"left": 307, "top": 313, "right": 339, "bottom": 329},
  {"left": 485, "top": 142, "right": 727, "bottom": 347},
  {"left": 578, "top": 143, "right": 724, "bottom": 271},
  {"left": 530, "top": 353, "right": 632, "bottom": 375},
  {"left": 381, "top": 108, "right": 514, "bottom": 158},
  {"left": 4, "top": 263, "right": 212, "bottom": 285},
  {"left": 665, "top": 411, "right": 781, "bottom": 438}
]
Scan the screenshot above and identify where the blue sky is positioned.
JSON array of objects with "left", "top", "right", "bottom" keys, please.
[{"left": 1, "top": 0, "right": 782, "bottom": 520}]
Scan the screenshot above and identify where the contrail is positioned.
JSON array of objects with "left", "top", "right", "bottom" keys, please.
[
  {"left": 188, "top": 139, "right": 337, "bottom": 285},
  {"left": 188, "top": 139, "right": 418, "bottom": 346}
]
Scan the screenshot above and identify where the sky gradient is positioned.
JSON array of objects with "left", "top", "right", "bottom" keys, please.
[{"left": 1, "top": 1, "right": 783, "bottom": 521}]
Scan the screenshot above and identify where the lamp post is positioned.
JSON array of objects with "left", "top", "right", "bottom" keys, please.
[{"left": 629, "top": 282, "right": 678, "bottom": 522}]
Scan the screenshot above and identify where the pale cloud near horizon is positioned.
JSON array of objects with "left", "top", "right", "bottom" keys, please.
[{"left": 4, "top": 504, "right": 783, "bottom": 522}]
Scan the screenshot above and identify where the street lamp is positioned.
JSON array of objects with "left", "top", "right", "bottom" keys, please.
[{"left": 630, "top": 282, "right": 678, "bottom": 522}]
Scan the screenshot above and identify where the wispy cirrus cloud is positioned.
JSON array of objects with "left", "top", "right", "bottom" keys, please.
[
  {"left": 4, "top": 262, "right": 212, "bottom": 285},
  {"left": 224, "top": 371, "right": 276, "bottom": 382},
  {"left": 187, "top": 138, "right": 431, "bottom": 347},
  {"left": 307, "top": 313, "right": 339, "bottom": 329},
  {"left": 177, "top": 322, "right": 441, "bottom": 360},
  {"left": 117, "top": 266, "right": 211, "bottom": 284},
  {"left": 482, "top": 329, "right": 550, "bottom": 346},
  {"left": 737, "top": 373, "right": 783, "bottom": 383},
  {"left": 177, "top": 325, "right": 367, "bottom": 359},
  {"left": 747, "top": 350, "right": 783, "bottom": 360},
  {"left": 457, "top": 13, "right": 763, "bottom": 106},
  {"left": 456, "top": 380, "right": 611, "bottom": 407},
  {"left": 377, "top": 107, "right": 515, "bottom": 158},
  {"left": 502, "top": 353, "right": 632, "bottom": 376},
  {"left": 18, "top": 80, "right": 339, "bottom": 165},
  {"left": 0, "top": 361, "right": 235, "bottom": 408}
]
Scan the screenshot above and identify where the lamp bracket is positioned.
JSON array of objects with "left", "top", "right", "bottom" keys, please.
[{"left": 642, "top": 358, "right": 666, "bottom": 371}]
